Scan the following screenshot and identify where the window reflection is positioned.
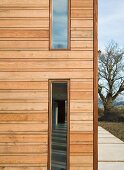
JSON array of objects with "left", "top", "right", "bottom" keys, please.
[{"left": 52, "top": 0, "right": 68, "bottom": 49}]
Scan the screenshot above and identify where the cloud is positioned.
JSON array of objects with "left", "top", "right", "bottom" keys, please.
[{"left": 99, "top": 0, "right": 124, "bottom": 50}]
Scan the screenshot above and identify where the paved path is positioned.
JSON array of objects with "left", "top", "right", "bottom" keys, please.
[{"left": 98, "top": 126, "right": 124, "bottom": 170}]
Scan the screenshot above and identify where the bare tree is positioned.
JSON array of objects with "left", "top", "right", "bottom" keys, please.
[{"left": 98, "top": 41, "right": 124, "bottom": 116}]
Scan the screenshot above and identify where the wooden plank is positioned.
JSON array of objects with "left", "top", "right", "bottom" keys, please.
[
  {"left": 0, "top": 40, "right": 49, "bottom": 50},
  {"left": 0, "top": 70, "right": 93, "bottom": 81},
  {"left": 71, "top": 41, "right": 93, "bottom": 49},
  {"left": 0, "top": 113, "right": 48, "bottom": 122},
  {"left": 0, "top": 111, "right": 46, "bottom": 114},
  {"left": 0, "top": 91, "right": 48, "bottom": 100},
  {"left": 0, "top": 144, "right": 47, "bottom": 153},
  {"left": 0, "top": 167, "right": 47, "bottom": 170},
  {"left": 0, "top": 30, "right": 49, "bottom": 38},
  {"left": 71, "top": 19, "right": 93, "bottom": 28},
  {"left": 71, "top": 0, "right": 93, "bottom": 8},
  {"left": 0, "top": 99, "right": 47, "bottom": 103},
  {"left": 0, "top": 51, "right": 93, "bottom": 59},
  {"left": 0, "top": 0, "right": 49, "bottom": 7},
  {"left": 0, "top": 123, "right": 48, "bottom": 132},
  {"left": 70, "top": 91, "right": 93, "bottom": 100},
  {"left": 0, "top": 165, "right": 47, "bottom": 168},
  {"left": 70, "top": 155, "right": 93, "bottom": 164},
  {"left": 0, "top": 60, "right": 93, "bottom": 71},
  {"left": 0, "top": 38, "right": 49, "bottom": 41},
  {"left": 70, "top": 121, "right": 93, "bottom": 131},
  {"left": 0, "top": 82, "right": 48, "bottom": 90},
  {"left": 70, "top": 133, "right": 93, "bottom": 143},
  {"left": 71, "top": 9, "right": 93, "bottom": 18},
  {"left": 71, "top": 27, "right": 93, "bottom": 31},
  {"left": 0, "top": 103, "right": 48, "bottom": 111},
  {"left": 0, "top": 9, "right": 49, "bottom": 18},
  {"left": 0, "top": 134, "right": 47, "bottom": 143},
  {"left": 70, "top": 144, "right": 93, "bottom": 153},
  {"left": 70, "top": 167, "right": 93, "bottom": 170},
  {"left": 71, "top": 30, "right": 93, "bottom": 38},
  {"left": 0, "top": 18, "right": 49, "bottom": 28},
  {"left": 70, "top": 102, "right": 93, "bottom": 112},
  {"left": 71, "top": 81, "right": 93, "bottom": 91},
  {"left": 0, "top": 155, "right": 47, "bottom": 164},
  {"left": 70, "top": 112, "right": 93, "bottom": 121},
  {"left": 71, "top": 79, "right": 93, "bottom": 82}
]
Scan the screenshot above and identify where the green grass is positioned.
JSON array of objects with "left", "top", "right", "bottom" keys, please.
[{"left": 98, "top": 106, "right": 124, "bottom": 142}]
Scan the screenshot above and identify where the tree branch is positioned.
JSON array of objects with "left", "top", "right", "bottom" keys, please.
[
  {"left": 98, "top": 85, "right": 106, "bottom": 104},
  {"left": 112, "top": 80, "right": 124, "bottom": 100}
]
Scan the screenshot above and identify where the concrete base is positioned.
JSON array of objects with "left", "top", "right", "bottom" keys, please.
[{"left": 98, "top": 127, "right": 124, "bottom": 170}]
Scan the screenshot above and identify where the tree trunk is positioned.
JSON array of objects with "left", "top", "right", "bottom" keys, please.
[{"left": 104, "top": 97, "right": 112, "bottom": 116}]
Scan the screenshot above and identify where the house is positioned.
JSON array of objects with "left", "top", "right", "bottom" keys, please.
[{"left": 0, "top": 0, "right": 98, "bottom": 169}]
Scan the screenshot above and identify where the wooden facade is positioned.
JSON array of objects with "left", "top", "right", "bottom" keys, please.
[{"left": 0, "top": 0, "right": 98, "bottom": 170}]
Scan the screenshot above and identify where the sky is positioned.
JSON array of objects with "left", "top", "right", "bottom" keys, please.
[
  {"left": 99, "top": 0, "right": 124, "bottom": 51},
  {"left": 99, "top": 0, "right": 124, "bottom": 102}
]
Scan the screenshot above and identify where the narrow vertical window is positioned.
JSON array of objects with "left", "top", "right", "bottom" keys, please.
[
  {"left": 49, "top": 80, "right": 70, "bottom": 170},
  {"left": 51, "top": 0, "right": 69, "bottom": 49}
]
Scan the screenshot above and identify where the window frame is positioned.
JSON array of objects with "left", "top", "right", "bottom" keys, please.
[
  {"left": 50, "top": 0, "right": 71, "bottom": 50},
  {"left": 48, "top": 79, "right": 70, "bottom": 170}
]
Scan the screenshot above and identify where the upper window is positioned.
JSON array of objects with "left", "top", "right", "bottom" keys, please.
[{"left": 51, "top": 0, "right": 69, "bottom": 49}]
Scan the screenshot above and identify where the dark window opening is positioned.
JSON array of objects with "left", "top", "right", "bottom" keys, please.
[{"left": 50, "top": 82, "right": 68, "bottom": 170}]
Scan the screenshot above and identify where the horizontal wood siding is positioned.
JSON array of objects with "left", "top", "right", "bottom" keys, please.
[
  {"left": 70, "top": 0, "right": 94, "bottom": 169},
  {"left": 0, "top": 0, "right": 95, "bottom": 169},
  {"left": 0, "top": 0, "right": 49, "bottom": 51},
  {"left": 0, "top": 0, "right": 49, "bottom": 169}
]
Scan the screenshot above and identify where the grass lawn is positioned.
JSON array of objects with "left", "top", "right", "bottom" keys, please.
[
  {"left": 99, "top": 121, "right": 124, "bottom": 142},
  {"left": 99, "top": 106, "right": 124, "bottom": 142}
]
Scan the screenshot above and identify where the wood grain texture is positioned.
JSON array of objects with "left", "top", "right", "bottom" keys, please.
[
  {"left": 71, "top": 40, "right": 93, "bottom": 50},
  {"left": 70, "top": 101, "right": 93, "bottom": 112},
  {"left": 71, "top": 0, "right": 93, "bottom": 8},
  {"left": 71, "top": 30, "right": 93, "bottom": 39},
  {"left": 0, "top": 102, "right": 48, "bottom": 111},
  {"left": 93, "top": 0, "right": 98, "bottom": 170},
  {"left": 70, "top": 91, "right": 93, "bottom": 100},
  {"left": 0, "top": 29, "right": 49, "bottom": 38},
  {"left": 70, "top": 121, "right": 93, "bottom": 132},
  {"left": 71, "top": 19, "right": 93, "bottom": 28},
  {"left": 0, "top": 168, "right": 47, "bottom": 170},
  {"left": 0, "top": 40, "right": 49, "bottom": 50},
  {"left": 71, "top": 9, "right": 93, "bottom": 18},
  {"left": 0, "top": 0, "right": 96, "bottom": 168},
  {"left": 0, "top": 155, "right": 47, "bottom": 164},
  {"left": 0, "top": 9, "right": 49, "bottom": 18},
  {"left": 0, "top": 123, "right": 48, "bottom": 132},
  {"left": 0, "top": 91, "right": 48, "bottom": 100},
  {"left": 0, "top": 51, "right": 93, "bottom": 59},
  {"left": 70, "top": 144, "right": 93, "bottom": 153},
  {"left": 70, "top": 155, "right": 93, "bottom": 164},
  {"left": 71, "top": 81, "right": 93, "bottom": 91},
  {"left": 0, "top": 81, "right": 48, "bottom": 90},
  {"left": 0, "top": 0, "right": 49, "bottom": 7},
  {"left": 0, "top": 134, "right": 47, "bottom": 143},
  {"left": 70, "top": 112, "right": 93, "bottom": 121},
  {"left": 0, "top": 19, "right": 49, "bottom": 28},
  {"left": 0, "top": 59, "right": 93, "bottom": 71},
  {"left": 0, "top": 113, "right": 48, "bottom": 122},
  {"left": 0, "top": 144, "right": 47, "bottom": 154},
  {"left": 70, "top": 167, "right": 93, "bottom": 170},
  {"left": 70, "top": 133, "right": 93, "bottom": 143},
  {"left": 0, "top": 71, "right": 93, "bottom": 81}
]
